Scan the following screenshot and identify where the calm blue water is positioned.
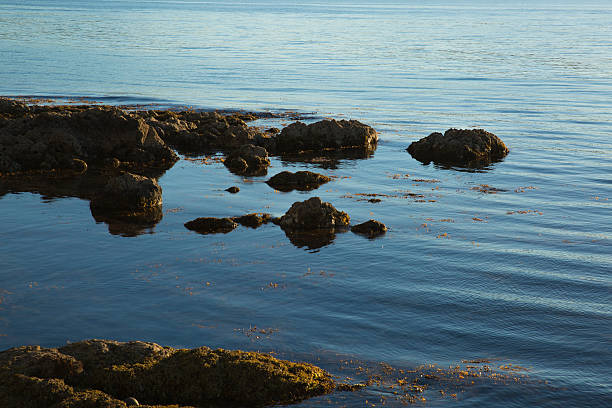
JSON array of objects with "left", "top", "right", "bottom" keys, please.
[{"left": 1, "top": 0, "right": 611, "bottom": 406}]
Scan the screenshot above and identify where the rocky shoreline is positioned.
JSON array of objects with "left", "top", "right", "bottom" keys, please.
[{"left": 0, "top": 339, "right": 360, "bottom": 407}]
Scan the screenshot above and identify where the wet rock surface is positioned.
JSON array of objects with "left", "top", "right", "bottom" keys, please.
[
  {"left": 225, "top": 186, "right": 240, "bottom": 194},
  {"left": 279, "top": 197, "right": 350, "bottom": 230},
  {"left": 351, "top": 219, "right": 388, "bottom": 237},
  {"left": 223, "top": 144, "right": 271, "bottom": 176},
  {"left": 266, "top": 170, "right": 331, "bottom": 192},
  {"left": 406, "top": 128, "right": 509, "bottom": 167},
  {"left": 273, "top": 119, "right": 377, "bottom": 154},
  {"left": 184, "top": 217, "right": 238, "bottom": 235},
  {"left": 0, "top": 339, "right": 337, "bottom": 408},
  {"left": 91, "top": 172, "right": 163, "bottom": 211}
]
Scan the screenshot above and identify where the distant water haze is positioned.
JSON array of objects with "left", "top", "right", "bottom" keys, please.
[{"left": 0, "top": 0, "right": 611, "bottom": 407}]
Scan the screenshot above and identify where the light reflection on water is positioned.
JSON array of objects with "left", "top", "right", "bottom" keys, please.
[{"left": 1, "top": 0, "right": 612, "bottom": 406}]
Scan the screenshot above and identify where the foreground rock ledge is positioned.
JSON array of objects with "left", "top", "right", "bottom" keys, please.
[
  {"left": 0, "top": 339, "right": 339, "bottom": 408},
  {"left": 406, "top": 128, "right": 509, "bottom": 167}
]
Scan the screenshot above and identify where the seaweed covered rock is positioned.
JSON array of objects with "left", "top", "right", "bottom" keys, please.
[
  {"left": 0, "top": 339, "right": 337, "bottom": 407},
  {"left": 279, "top": 197, "right": 350, "bottom": 230},
  {"left": 0, "top": 104, "right": 178, "bottom": 175},
  {"left": 224, "top": 144, "right": 270, "bottom": 176},
  {"left": 407, "top": 128, "right": 509, "bottom": 167},
  {"left": 231, "top": 213, "right": 273, "bottom": 228},
  {"left": 351, "top": 219, "right": 388, "bottom": 237},
  {"left": 90, "top": 172, "right": 162, "bottom": 211},
  {"left": 266, "top": 171, "right": 330, "bottom": 192},
  {"left": 273, "top": 119, "right": 377, "bottom": 154},
  {"left": 184, "top": 217, "right": 238, "bottom": 234}
]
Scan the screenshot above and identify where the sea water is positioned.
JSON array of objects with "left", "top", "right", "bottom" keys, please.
[{"left": 0, "top": 0, "right": 610, "bottom": 406}]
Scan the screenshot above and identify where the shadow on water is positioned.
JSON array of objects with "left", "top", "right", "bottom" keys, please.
[{"left": 281, "top": 227, "right": 348, "bottom": 252}]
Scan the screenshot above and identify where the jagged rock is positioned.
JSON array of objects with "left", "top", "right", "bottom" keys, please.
[
  {"left": 0, "top": 104, "right": 178, "bottom": 175},
  {"left": 279, "top": 197, "right": 350, "bottom": 230},
  {"left": 407, "top": 128, "right": 509, "bottom": 166},
  {"left": 231, "top": 213, "right": 272, "bottom": 228},
  {"left": 225, "top": 186, "right": 240, "bottom": 193},
  {"left": 90, "top": 172, "right": 162, "bottom": 211},
  {"left": 351, "top": 219, "right": 387, "bottom": 237},
  {"left": 184, "top": 217, "right": 238, "bottom": 234},
  {"left": 142, "top": 110, "right": 265, "bottom": 154},
  {"left": 224, "top": 144, "right": 270, "bottom": 176},
  {"left": 266, "top": 171, "right": 330, "bottom": 192},
  {"left": 0, "top": 339, "right": 338, "bottom": 407},
  {"left": 274, "top": 119, "right": 377, "bottom": 154}
]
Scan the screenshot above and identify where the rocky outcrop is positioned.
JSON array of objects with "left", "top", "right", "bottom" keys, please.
[
  {"left": 279, "top": 197, "right": 349, "bottom": 230},
  {"left": 266, "top": 171, "right": 330, "bottom": 192},
  {"left": 273, "top": 119, "right": 377, "bottom": 154},
  {"left": 0, "top": 101, "right": 178, "bottom": 175},
  {"left": 407, "top": 128, "right": 509, "bottom": 167},
  {"left": 351, "top": 219, "right": 388, "bottom": 237},
  {"left": 184, "top": 217, "right": 238, "bottom": 234},
  {"left": 0, "top": 339, "right": 338, "bottom": 407},
  {"left": 224, "top": 144, "right": 271, "bottom": 176},
  {"left": 141, "top": 110, "right": 267, "bottom": 154}
]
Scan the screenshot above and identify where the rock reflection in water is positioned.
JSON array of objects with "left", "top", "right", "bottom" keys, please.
[
  {"left": 281, "top": 227, "right": 346, "bottom": 251},
  {"left": 279, "top": 146, "right": 376, "bottom": 170}
]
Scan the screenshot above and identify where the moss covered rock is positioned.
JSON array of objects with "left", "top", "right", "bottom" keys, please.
[{"left": 0, "top": 339, "right": 338, "bottom": 408}]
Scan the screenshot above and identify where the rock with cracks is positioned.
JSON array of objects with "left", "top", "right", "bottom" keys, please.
[
  {"left": 0, "top": 339, "right": 338, "bottom": 407},
  {"left": 266, "top": 171, "right": 331, "bottom": 192},
  {"left": 406, "top": 128, "right": 509, "bottom": 167}
]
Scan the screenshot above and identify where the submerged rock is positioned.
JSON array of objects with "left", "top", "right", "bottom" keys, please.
[
  {"left": 351, "top": 219, "right": 388, "bottom": 237},
  {"left": 279, "top": 197, "right": 350, "bottom": 230},
  {"left": 406, "top": 128, "right": 509, "bottom": 167},
  {"left": 274, "top": 119, "right": 378, "bottom": 154},
  {"left": 0, "top": 339, "right": 338, "bottom": 407},
  {"left": 90, "top": 172, "right": 163, "bottom": 211},
  {"left": 266, "top": 170, "right": 331, "bottom": 192},
  {"left": 224, "top": 144, "right": 271, "bottom": 176},
  {"left": 184, "top": 217, "right": 238, "bottom": 234}
]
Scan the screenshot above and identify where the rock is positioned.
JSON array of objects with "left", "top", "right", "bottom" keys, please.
[
  {"left": 0, "top": 104, "right": 178, "bottom": 175},
  {"left": 224, "top": 144, "right": 270, "bottom": 176},
  {"left": 90, "top": 172, "right": 162, "bottom": 211},
  {"left": 124, "top": 396, "right": 139, "bottom": 406},
  {"left": 274, "top": 119, "right": 377, "bottom": 154},
  {"left": 0, "top": 339, "right": 339, "bottom": 407},
  {"left": 231, "top": 213, "right": 272, "bottom": 228},
  {"left": 351, "top": 219, "right": 387, "bottom": 237},
  {"left": 185, "top": 217, "right": 238, "bottom": 234},
  {"left": 406, "top": 128, "right": 509, "bottom": 166},
  {"left": 143, "top": 110, "right": 264, "bottom": 154},
  {"left": 266, "top": 171, "right": 331, "bottom": 192},
  {"left": 279, "top": 197, "right": 350, "bottom": 230},
  {"left": 225, "top": 186, "right": 240, "bottom": 193}
]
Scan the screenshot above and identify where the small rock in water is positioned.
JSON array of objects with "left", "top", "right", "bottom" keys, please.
[
  {"left": 351, "top": 219, "right": 387, "bottom": 237},
  {"left": 225, "top": 186, "right": 240, "bottom": 193},
  {"left": 266, "top": 170, "right": 330, "bottom": 192},
  {"left": 406, "top": 128, "right": 509, "bottom": 167},
  {"left": 279, "top": 197, "right": 350, "bottom": 230},
  {"left": 184, "top": 217, "right": 238, "bottom": 234},
  {"left": 124, "top": 397, "right": 139, "bottom": 406}
]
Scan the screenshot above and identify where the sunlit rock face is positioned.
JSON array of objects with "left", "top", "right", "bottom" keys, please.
[{"left": 407, "top": 128, "right": 509, "bottom": 167}]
